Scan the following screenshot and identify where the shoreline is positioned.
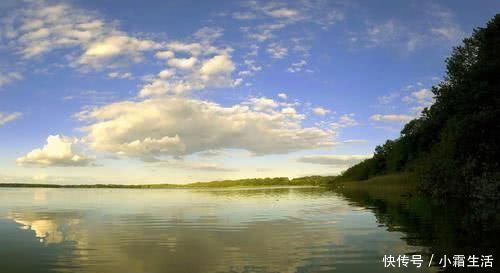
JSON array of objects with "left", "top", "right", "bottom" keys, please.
[{"left": 0, "top": 176, "right": 335, "bottom": 189}]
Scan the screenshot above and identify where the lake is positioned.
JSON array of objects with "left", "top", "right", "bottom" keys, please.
[{"left": 0, "top": 187, "right": 497, "bottom": 273}]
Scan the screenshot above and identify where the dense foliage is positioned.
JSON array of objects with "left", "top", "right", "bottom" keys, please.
[{"left": 340, "top": 15, "right": 500, "bottom": 200}]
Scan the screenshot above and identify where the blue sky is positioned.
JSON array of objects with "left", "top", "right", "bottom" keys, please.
[{"left": 0, "top": 0, "right": 498, "bottom": 184}]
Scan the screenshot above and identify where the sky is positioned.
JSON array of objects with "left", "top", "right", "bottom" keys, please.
[{"left": 0, "top": 0, "right": 498, "bottom": 184}]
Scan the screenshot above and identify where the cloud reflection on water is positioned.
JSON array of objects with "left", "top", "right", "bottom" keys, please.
[{"left": 0, "top": 187, "right": 428, "bottom": 273}]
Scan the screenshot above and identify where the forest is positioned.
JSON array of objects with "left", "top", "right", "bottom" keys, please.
[{"left": 339, "top": 15, "right": 500, "bottom": 200}]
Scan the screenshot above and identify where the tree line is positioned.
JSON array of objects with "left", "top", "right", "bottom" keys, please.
[
  {"left": 0, "top": 175, "right": 336, "bottom": 188},
  {"left": 339, "top": 15, "right": 500, "bottom": 200}
]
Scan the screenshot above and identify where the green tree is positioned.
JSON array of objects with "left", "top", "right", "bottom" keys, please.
[{"left": 339, "top": 14, "right": 500, "bottom": 200}]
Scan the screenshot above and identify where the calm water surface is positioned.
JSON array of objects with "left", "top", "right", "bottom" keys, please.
[{"left": 0, "top": 187, "right": 492, "bottom": 273}]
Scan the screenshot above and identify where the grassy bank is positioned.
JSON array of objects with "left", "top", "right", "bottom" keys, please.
[{"left": 331, "top": 173, "right": 420, "bottom": 205}]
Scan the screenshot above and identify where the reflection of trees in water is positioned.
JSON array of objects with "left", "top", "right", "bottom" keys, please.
[
  {"left": 334, "top": 187, "right": 499, "bottom": 272},
  {"left": 201, "top": 186, "right": 328, "bottom": 198}
]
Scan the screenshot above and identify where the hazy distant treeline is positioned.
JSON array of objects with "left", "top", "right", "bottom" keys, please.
[{"left": 0, "top": 176, "right": 336, "bottom": 189}]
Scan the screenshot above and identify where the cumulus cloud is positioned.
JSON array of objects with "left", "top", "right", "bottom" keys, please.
[
  {"left": 281, "top": 107, "right": 303, "bottom": 119},
  {"left": 2, "top": 1, "right": 162, "bottom": 70},
  {"left": 77, "top": 96, "right": 335, "bottom": 160},
  {"left": 331, "top": 114, "right": 358, "bottom": 129},
  {"left": 154, "top": 50, "right": 175, "bottom": 60},
  {"left": 139, "top": 53, "right": 235, "bottom": 97},
  {"left": 297, "top": 154, "right": 371, "bottom": 165},
  {"left": 403, "top": 88, "right": 434, "bottom": 110},
  {"left": 78, "top": 35, "right": 162, "bottom": 68},
  {"left": 277, "top": 93, "right": 287, "bottom": 100},
  {"left": 166, "top": 42, "right": 203, "bottom": 56},
  {"left": 167, "top": 57, "right": 198, "bottom": 70},
  {"left": 158, "top": 69, "right": 174, "bottom": 79},
  {"left": 244, "top": 97, "right": 279, "bottom": 112},
  {"left": 137, "top": 27, "right": 235, "bottom": 98},
  {"left": 370, "top": 114, "right": 413, "bottom": 123},
  {"left": 199, "top": 54, "right": 235, "bottom": 77},
  {"left": 312, "top": 107, "right": 330, "bottom": 116},
  {"left": 16, "top": 135, "right": 95, "bottom": 167},
  {"left": 0, "top": 112, "right": 22, "bottom": 126}
]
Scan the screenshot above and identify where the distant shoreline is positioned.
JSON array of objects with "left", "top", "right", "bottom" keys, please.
[{"left": 0, "top": 176, "right": 335, "bottom": 189}]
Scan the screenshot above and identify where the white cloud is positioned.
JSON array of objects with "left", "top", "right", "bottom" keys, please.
[
  {"left": 240, "top": 0, "right": 342, "bottom": 27},
  {"left": 370, "top": 114, "right": 413, "bottom": 123},
  {"left": 267, "top": 43, "right": 288, "bottom": 59},
  {"left": 107, "top": 71, "right": 133, "bottom": 79},
  {"left": 281, "top": 107, "right": 303, "bottom": 119},
  {"left": 235, "top": 0, "right": 344, "bottom": 69},
  {"left": 428, "top": 4, "right": 465, "bottom": 43},
  {"left": 158, "top": 69, "right": 174, "bottom": 79},
  {"left": 412, "top": 88, "right": 434, "bottom": 103},
  {"left": 3, "top": 1, "right": 162, "bottom": 70},
  {"left": 0, "top": 71, "right": 23, "bottom": 88},
  {"left": 244, "top": 97, "right": 279, "bottom": 112},
  {"left": 232, "top": 12, "right": 256, "bottom": 20},
  {"left": 16, "top": 135, "right": 95, "bottom": 167},
  {"left": 277, "top": 93, "right": 287, "bottom": 100},
  {"left": 268, "top": 8, "right": 299, "bottom": 19},
  {"left": 154, "top": 50, "right": 175, "bottom": 60},
  {"left": 431, "top": 27, "right": 462, "bottom": 41},
  {"left": 331, "top": 114, "right": 358, "bottom": 129},
  {"left": 139, "top": 50, "right": 235, "bottom": 97},
  {"left": 199, "top": 54, "right": 235, "bottom": 77},
  {"left": 341, "top": 139, "right": 368, "bottom": 145},
  {"left": 312, "top": 107, "right": 330, "bottom": 116},
  {"left": 365, "top": 20, "right": 400, "bottom": 47},
  {"left": 0, "top": 112, "right": 22, "bottom": 126},
  {"left": 233, "top": 78, "right": 243, "bottom": 86},
  {"left": 377, "top": 93, "right": 399, "bottom": 104},
  {"left": 246, "top": 23, "right": 285, "bottom": 42},
  {"left": 78, "top": 35, "right": 162, "bottom": 68},
  {"left": 167, "top": 57, "right": 198, "bottom": 70},
  {"left": 77, "top": 96, "right": 335, "bottom": 160},
  {"left": 351, "top": 4, "right": 464, "bottom": 52},
  {"left": 238, "top": 59, "right": 262, "bottom": 78},
  {"left": 194, "top": 27, "right": 224, "bottom": 43},
  {"left": 287, "top": 60, "right": 307, "bottom": 73},
  {"left": 166, "top": 42, "right": 203, "bottom": 56},
  {"left": 138, "top": 79, "right": 174, "bottom": 97},
  {"left": 63, "top": 90, "right": 117, "bottom": 105},
  {"left": 402, "top": 88, "right": 435, "bottom": 114},
  {"left": 297, "top": 154, "right": 371, "bottom": 165}
]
